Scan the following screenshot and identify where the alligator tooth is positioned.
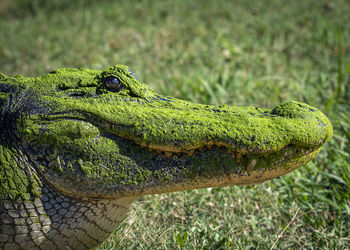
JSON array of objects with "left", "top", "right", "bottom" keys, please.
[
  {"left": 246, "top": 159, "right": 257, "bottom": 174},
  {"left": 156, "top": 150, "right": 162, "bottom": 154},
  {"left": 207, "top": 144, "right": 213, "bottom": 150},
  {"left": 164, "top": 152, "right": 173, "bottom": 158},
  {"left": 235, "top": 152, "right": 242, "bottom": 163},
  {"left": 198, "top": 147, "right": 204, "bottom": 152}
]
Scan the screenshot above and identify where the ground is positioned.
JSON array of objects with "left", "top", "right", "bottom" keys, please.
[{"left": 0, "top": 0, "right": 349, "bottom": 248}]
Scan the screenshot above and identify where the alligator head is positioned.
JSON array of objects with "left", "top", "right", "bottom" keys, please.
[{"left": 0, "top": 65, "right": 333, "bottom": 249}]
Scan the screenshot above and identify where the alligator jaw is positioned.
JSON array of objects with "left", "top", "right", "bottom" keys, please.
[
  {"left": 97, "top": 143, "right": 322, "bottom": 199},
  {"left": 135, "top": 148, "right": 322, "bottom": 198},
  {"left": 138, "top": 145, "right": 320, "bottom": 196},
  {"left": 32, "top": 132, "right": 322, "bottom": 200}
]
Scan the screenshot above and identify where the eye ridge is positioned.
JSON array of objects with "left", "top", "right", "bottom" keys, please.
[{"left": 103, "top": 76, "right": 123, "bottom": 92}]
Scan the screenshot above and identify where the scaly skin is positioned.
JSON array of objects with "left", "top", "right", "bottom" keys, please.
[{"left": 0, "top": 65, "right": 332, "bottom": 249}]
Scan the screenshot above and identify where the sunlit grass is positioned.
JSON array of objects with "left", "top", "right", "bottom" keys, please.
[{"left": 1, "top": 0, "right": 349, "bottom": 248}]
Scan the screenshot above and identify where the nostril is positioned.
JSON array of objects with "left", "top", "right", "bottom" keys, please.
[
  {"left": 271, "top": 101, "right": 317, "bottom": 119},
  {"left": 296, "top": 103, "right": 317, "bottom": 112}
]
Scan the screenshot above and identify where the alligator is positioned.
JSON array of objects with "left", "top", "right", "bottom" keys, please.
[{"left": 0, "top": 65, "right": 333, "bottom": 249}]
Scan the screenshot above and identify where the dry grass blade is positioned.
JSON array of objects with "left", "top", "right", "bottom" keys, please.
[{"left": 269, "top": 208, "right": 300, "bottom": 250}]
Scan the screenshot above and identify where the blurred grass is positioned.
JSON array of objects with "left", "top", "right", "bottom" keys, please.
[{"left": 1, "top": 0, "right": 349, "bottom": 249}]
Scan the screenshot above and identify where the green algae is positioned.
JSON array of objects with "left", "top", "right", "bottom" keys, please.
[
  {"left": 0, "top": 144, "right": 41, "bottom": 200},
  {"left": 0, "top": 65, "right": 333, "bottom": 199},
  {"left": 0, "top": 92, "right": 8, "bottom": 100}
]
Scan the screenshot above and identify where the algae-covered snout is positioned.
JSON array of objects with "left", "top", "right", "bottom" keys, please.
[{"left": 270, "top": 101, "right": 333, "bottom": 148}]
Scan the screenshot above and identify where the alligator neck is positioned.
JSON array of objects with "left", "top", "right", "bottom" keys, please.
[{"left": 0, "top": 143, "right": 135, "bottom": 249}]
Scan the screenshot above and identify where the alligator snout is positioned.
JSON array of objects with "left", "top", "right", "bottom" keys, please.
[{"left": 271, "top": 101, "right": 333, "bottom": 148}]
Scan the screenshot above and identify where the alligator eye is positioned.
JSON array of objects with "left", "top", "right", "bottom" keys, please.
[{"left": 103, "top": 77, "right": 123, "bottom": 92}]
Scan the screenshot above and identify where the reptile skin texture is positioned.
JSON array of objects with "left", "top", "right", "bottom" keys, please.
[{"left": 0, "top": 182, "right": 134, "bottom": 249}]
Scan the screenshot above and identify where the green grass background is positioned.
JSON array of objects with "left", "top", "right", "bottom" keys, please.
[{"left": 1, "top": 0, "right": 349, "bottom": 248}]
